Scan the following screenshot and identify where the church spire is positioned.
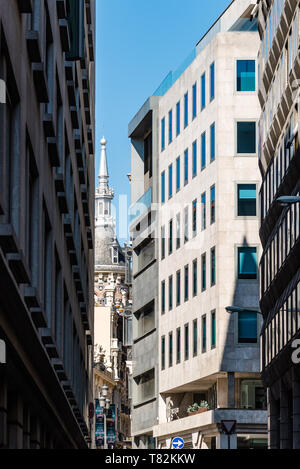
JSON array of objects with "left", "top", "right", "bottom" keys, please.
[{"left": 98, "top": 136, "right": 109, "bottom": 184}]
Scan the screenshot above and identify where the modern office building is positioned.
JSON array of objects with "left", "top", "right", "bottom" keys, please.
[
  {"left": 0, "top": 0, "right": 95, "bottom": 448},
  {"left": 256, "top": 0, "right": 300, "bottom": 449},
  {"left": 94, "top": 137, "right": 132, "bottom": 448},
  {"left": 129, "top": 0, "right": 268, "bottom": 449}
]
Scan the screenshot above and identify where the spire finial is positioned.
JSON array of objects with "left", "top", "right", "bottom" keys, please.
[{"left": 98, "top": 136, "right": 108, "bottom": 180}]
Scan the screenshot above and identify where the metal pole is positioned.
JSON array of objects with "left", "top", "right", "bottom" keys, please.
[{"left": 104, "top": 412, "right": 107, "bottom": 449}]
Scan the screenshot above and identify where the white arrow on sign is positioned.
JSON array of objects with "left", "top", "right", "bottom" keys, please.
[{"left": 0, "top": 340, "right": 6, "bottom": 364}]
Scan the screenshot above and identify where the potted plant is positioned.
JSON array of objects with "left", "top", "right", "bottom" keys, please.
[{"left": 187, "top": 401, "right": 210, "bottom": 416}]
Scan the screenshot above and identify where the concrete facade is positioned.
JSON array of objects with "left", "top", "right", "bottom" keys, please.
[
  {"left": 0, "top": 0, "right": 95, "bottom": 448},
  {"left": 129, "top": 0, "right": 268, "bottom": 449}
]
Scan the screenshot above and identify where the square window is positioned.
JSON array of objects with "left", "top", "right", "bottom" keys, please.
[
  {"left": 238, "top": 311, "right": 257, "bottom": 343},
  {"left": 238, "top": 247, "right": 257, "bottom": 279},
  {"left": 237, "top": 122, "right": 256, "bottom": 154},
  {"left": 237, "top": 184, "right": 256, "bottom": 216},
  {"left": 237, "top": 60, "right": 255, "bottom": 92}
]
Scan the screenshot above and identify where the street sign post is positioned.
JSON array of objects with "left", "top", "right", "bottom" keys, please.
[{"left": 220, "top": 420, "right": 236, "bottom": 450}]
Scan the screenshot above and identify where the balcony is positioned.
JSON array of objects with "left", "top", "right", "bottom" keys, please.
[
  {"left": 129, "top": 187, "right": 152, "bottom": 227},
  {"left": 153, "top": 408, "right": 267, "bottom": 439}
]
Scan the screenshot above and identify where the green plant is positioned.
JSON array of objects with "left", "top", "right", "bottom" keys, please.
[{"left": 187, "top": 401, "right": 210, "bottom": 413}]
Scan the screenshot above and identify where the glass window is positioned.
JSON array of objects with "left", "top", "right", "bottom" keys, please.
[
  {"left": 210, "top": 62, "right": 215, "bottom": 101},
  {"left": 241, "top": 380, "right": 266, "bottom": 409},
  {"left": 202, "top": 315, "right": 207, "bottom": 352},
  {"left": 193, "top": 319, "right": 198, "bottom": 356},
  {"left": 176, "top": 328, "right": 181, "bottom": 363},
  {"left": 161, "top": 171, "right": 165, "bottom": 203},
  {"left": 184, "top": 206, "right": 188, "bottom": 243},
  {"left": 161, "top": 336, "right": 165, "bottom": 370},
  {"left": 210, "top": 122, "right": 215, "bottom": 161},
  {"left": 238, "top": 247, "right": 257, "bottom": 279},
  {"left": 161, "top": 280, "right": 165, "bottom": 313},
  {"left": 237, "top": 60, "right": 256, "bottom": 91},
  {"left": 238, "top": 312, "right": 257, "bottom": 343},
  {"left": 192, "top": 199, "right": 197, "bottom": 237},
  {"left": 237, "top": 184, "right": 256, "bottom": 216},
  {"left": 161, "top": 225, "right": 165, "bottom": 260},
  {"left": 237, "top": 122, "right": 256, "bottom": 154},
  {"left": 176, "top": 156, "right": 180, "bottom": 192},
  {"left": 176, "top": 101, "right": 180, "bottom": 135},
  {"left": 201, "top": 73, "right": 206, "bottom": 110},
  {"left": 168, "top": 109, "right": 172, "bottom": 144},
  {"left": 169, "top": 219, "right": 173, "bottom": 255},
  {"left": 184, "top": 264, "right": 189, "bottom": 301},
  {"left": 211, "top": 247, "right": 216, "bottom": 286},
  {"left": 176, "top": 270, "right": 181, "bottom": 306},
  {"left": 168, "top": 164, "right": 173, "bottom": 199},
  {"left": 184, "top": 324, "right": 189, "bottom": 360},
  {"left": 169, "top": 275, "right": 173, "bottom": 311},
  {"left": 176, "top": 213, "right": 180, "bottom": 249},
  {"left": 184, "top": 149, "right": 188, "bottom": 185},
  {"left": 211, "top": 310, "right": 216, "bottom": 348},
  {"left": 161, "top": 117, "right": 165, "bottom": 151},
  {"left": 193, "top": 82, "right": 197, "bottom": 119},
  {"left": 169, "top": 332, "right": 173, "bottom": 367},
  {"left": 193, "top": 259, "right": 197, "bottom": 296},
  {"left": 201, "top": 131, "right": 206, "bottom": 169},
  {"left": 201, "top": 192, "right": 206, "bottom": 230},
  {"left": 192, "top": 140, "right": 197, "bottom": 177},
  {"left": 201, "top": 253, "right": 206, "bottom": 291},
  {"left": 184, "top": 92, "right": 188, "bottom": 128},
  {"left": 210, "top": 185, "right": 215, "bottom": 224}
]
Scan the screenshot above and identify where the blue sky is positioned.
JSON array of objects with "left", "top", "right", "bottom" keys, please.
[{"left": 95, "top": 0, "right": 232, "bottom": 242}]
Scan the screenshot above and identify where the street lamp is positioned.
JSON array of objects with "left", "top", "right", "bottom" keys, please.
[
  {"left": 225, "top": 306, "right": 263, "bottom": 316},
  {"left": 276, "top": 196, "right": 300, "bottom": 205},
  {"left": 99, "top": 386, "right": 110, "bottom": 449}
]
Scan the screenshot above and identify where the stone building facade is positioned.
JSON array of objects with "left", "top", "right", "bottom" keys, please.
[{"left": 93, "top": 137, "right": 132, "bottom": 448}]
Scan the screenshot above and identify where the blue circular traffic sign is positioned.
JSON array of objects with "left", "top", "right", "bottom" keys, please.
[{"left": 171, "top": 437, "right": 184, "bottom": 449}]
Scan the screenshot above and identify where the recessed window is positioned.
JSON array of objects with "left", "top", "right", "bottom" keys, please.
[
  {"left": 184, "top": 92, "right": 188, "bottom": 128},
  {"left": 168, "top": 109, "right": 172, "bottom": 144},
  {"left": 184, "top": 324, "right": 189, "bottom": 360},
  {"left": 161, "top": 336, "right": 165, "bottom": 370},
  {"left": 201, "top": 73, "right": 206, "bottom": 110},
  {"left": 169, "top": 219, "right": 173, "bottom": 255},
  {"left": 193, "top": 259, "right": 197, "bottom": 297},
  {"left": 202, "top": 315, "right": 207, "bottom": 353},
  {"left": 176, "top": 101, "right": 180, "bottom": 135},
  {"left": 184, "top": 206, "right": 189, "bottom": 244},
  {"left": 237, "top": 184, "right": 256, "bottom": 216},
  {"left": 238, "top": 311, "right": 257, "bottom": 343},
  {"left": 237, "top": 122, "right": 256, "bottom": 154},
  {"left": 211, "top": 247, "right": 216, "bottom": 286},
  {"left": 201, "top": 253, "right": 206, "bottom": 291},
  {"left": 161, "top": 225, "right": 165, "bottom": 260},
  {"left": 236, "top": 60, "right": 255, "bottom": 92},
  {"left": 192, "top": 140, "right": 197, "bottom": 178},
  {"left": 176, "top": 328, "right": 181, "bottom": 363},
  {"left": 176, "top": 156, "right": 180, "bottom": 192},
  {"left": 176, "top": 213, "right": 180, "bottom": 249},
  {"left": 168, "top": 275, "right": 173, "bottom": 311},
  {"left": 238, "top": 247, "right": 257, "bottom": 279},
  {"left": 168, "top": 164, "right": 173, "bottom": 199},
  {"left": 169, "top": 332, "right": 173, "bottom": 367},
  {"left": 161, "top": 117, "right": 165, "bottom": 151},
  {"left": 192, "top": 82, "right": 197, "bottom": 119},
  {"left": 210, "top": 185, "right": 215, "bottom": 224},
  {"left": 184, "top": 265, "right": 189, "bottom": 301},
  {"left": 176, "top": 270, "right": 181, "bottom": 306},
  {"left": 201, "top": 131, "right": 206, "bottom": 169},
  {"left": 161, "top": 280, "right": 165, "bottom": 314},
  {"left": 211, "top": 310, "right": 216, "bottom": 348},
  {"left": 210, "top": 122, "right": 215, "bottom": 162},
  {"left": 184, "top": 149, "right": 188, "bottom": 185},
  {"left": 210, "top": 62, "right": 215, "bottom": 101},
  {"left": 201, "top": 192, "right": 206, "bottom": 231},
  {"left": 192, "top": 199, "right": 197, "bottom": 237},
  {"left": 161, "top": 171, "right": 165, "bottom": 204},
  {"left": 193, "top": 319, "right": 198, "bottom": 356}
]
